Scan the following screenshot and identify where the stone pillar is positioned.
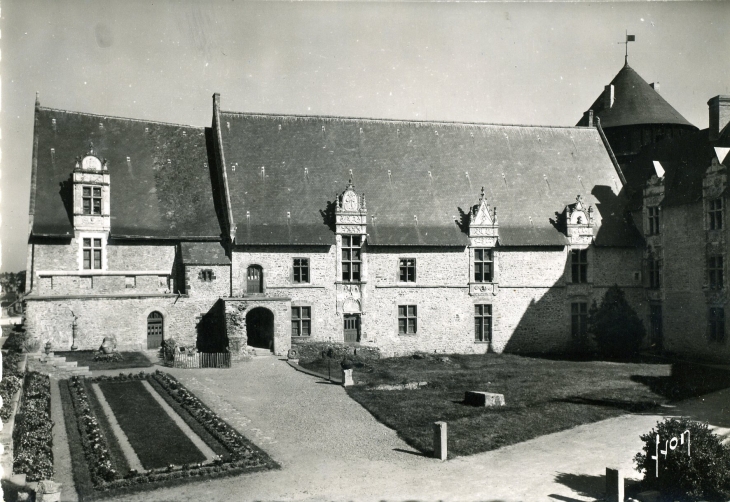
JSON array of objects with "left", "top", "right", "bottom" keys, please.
[
  {"left": 341, "top": 369, "right": 354, "bottom": 387},
  {"left": 433, "top": 421, "right": 447, "bottom": 460},
  {"left": 36, "top": 480, "right": 62, "bottom": 502},
  {"left": 605, "top": 467, "right": 624, "bottom": 502}
]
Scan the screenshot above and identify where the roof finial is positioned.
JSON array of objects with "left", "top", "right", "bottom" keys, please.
[
  {"left": 35, "top": 91, "right": 40, "bottom": 108},
  {"left": 88, "top": 142, "right": 95, "bottom": 155},
  {"left": 620, "top": 30, "right": 635, "bottom": 65},
  {"left": 480, "top": 186, "right": 485, "bottom": 202}
]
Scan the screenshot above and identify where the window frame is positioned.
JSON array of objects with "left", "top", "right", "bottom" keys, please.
[
  {"left": 82, "top": 185, "right": 103, "bottom": 215},
  {"left": 474, "top": 249, "right": 494, "bottom": 283},
  {"left": 291, "top": 306, "right": 312, "bottom": 337},
  {"left": 398, "top": 305, "right": 418, "bottom": 335},
  {"left": 709, "top": 198, "right": 723, "bottom": 230},
  {"left": 709, "top": 255, "right": 724, "bottom": 290},
  {"left": 474, "top": 304, "right": 492, "bottom": 343},
  {"left": 708, "top": 307, "right": 726, "bottom": 343},
  {"left": 341, "top": 235, "right": 362, "bottom": 282},
  {"left": 399, "top": 258, "right": 417, "bottom": 283},
  {"left": 570, "top": 302, "right": 588, "bottom": 338},
  {"left": 647, "top": 206, "right": 660, "bottom": 235},
  {"left": 293, "top": 258, "right": 310, "bottom": 284},
  {"left": 81, "top": 235, "right": 104, "bottom": 270},
  {"left": 570, "top": 249, "right": 588, "bottom": 284},
  {"left": 648, "top": 255, "right": 661, "bottom": 289}
]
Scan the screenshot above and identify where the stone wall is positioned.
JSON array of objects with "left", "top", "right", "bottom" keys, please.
[
  {"left": 24, "top": 295, "right": 215, "bottom": 351},
  {"left": 185, "top": 265, "right": 231, "bottom": 298},
  {"left": 662, "top": 203, "right": 730, "bottom": 360},
  {"left": 223, "top": 298, "right": 292, "bottom": 356}
]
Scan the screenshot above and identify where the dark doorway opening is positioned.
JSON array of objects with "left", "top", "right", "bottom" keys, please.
[
  {"left": 246, "top": 307, "right": 274, "bottom": 350},
  {"left": 147, "top": 311, "right": 164, "bottom": 349},
  {"left": 650, "top": 304, "right": 663, "bottom": 352}
]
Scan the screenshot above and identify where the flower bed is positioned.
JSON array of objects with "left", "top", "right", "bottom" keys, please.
[
  {"left": 12, "top": 372, "right": 53, "bottom": 481},
  {"left": 61, "top": 371, "right": 278, "bottom": 497},
  {"left": 0, "top": 352, "right": 23, "bottom": 422}
]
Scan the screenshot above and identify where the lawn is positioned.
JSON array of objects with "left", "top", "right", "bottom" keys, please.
[
  {"left": 97, "top": 380, "right": 207, "bottom": 469},
  {"left": 339, "top": 353, "right": 730, "bottom": 457},
  {"left": 56, "top": 351, "right": 154, "bottom": 370}
]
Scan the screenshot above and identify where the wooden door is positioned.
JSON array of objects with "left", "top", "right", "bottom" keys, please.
[
  {"left": 147, "top": 311, "right": 163, "bottom": 349},
  {"left": 344, "top": 314, "right": 359, "bottom": 342},
  {"left": 247, "top": 265, "right": 263, "bottom": 294}
]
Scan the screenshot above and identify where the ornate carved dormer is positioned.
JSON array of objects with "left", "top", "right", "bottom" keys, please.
[
  {"left": 335, "top": 177, "right": 367, "bottom": 236},
  {"left": 468, "top": 187, "right": 498, "bottom": 247},
  {"left": 565, "top": 195, "right": 594, "bottom": 245},
  {"left": 73, "top": 143, "right": 110, "bottom": 232}
]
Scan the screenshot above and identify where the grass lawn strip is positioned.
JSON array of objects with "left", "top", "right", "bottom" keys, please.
[
  {"left": 344, "top": 353, "right": 730, "bottom": 457},
  {"left": 98, "top": 380, "right": 206, "bottom": 469},
  {"left": 50, "top": 379, "right": 79, "bottom": 501},
  {"left": 56, "top": 351, "right": 153, "bottom": 371},
  {"left": 91, "top": 383, "right": 145, "bottom": 472},
  {"left": 146, "top": 377, "right": 229, "bottom": 458},
  {"left": 140, "top": 380, "right": 217, "bottom": 462}
]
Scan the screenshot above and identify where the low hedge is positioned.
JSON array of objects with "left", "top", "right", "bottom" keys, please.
[
  {"left": 292, "top": 340, "right": 381, "bottom": 362},
  {"left": 13, "top": 372, "right": 53, "bottom": 481},
  {"left": 0, "top": 352, "right": 23, "bottom": 421}
]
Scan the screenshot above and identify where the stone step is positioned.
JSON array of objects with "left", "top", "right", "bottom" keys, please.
[{"left": 8, "top": 472, "right": 26, "bottom": 486}]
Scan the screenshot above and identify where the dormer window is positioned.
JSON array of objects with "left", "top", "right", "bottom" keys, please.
[{"left": 82, "top": 186, "right": 102, "bottom": 215}]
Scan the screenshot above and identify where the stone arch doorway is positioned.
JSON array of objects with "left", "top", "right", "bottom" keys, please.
[
  {"left": 147, "top": 311, "right": 164, "bottom": 349},
  {"left": 246, "top": 307, "right": 274, "bottom": 350}
]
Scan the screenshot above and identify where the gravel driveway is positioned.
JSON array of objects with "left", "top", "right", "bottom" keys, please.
[{"left": 91, "top": 357, "right": 730, "bottom": 502}]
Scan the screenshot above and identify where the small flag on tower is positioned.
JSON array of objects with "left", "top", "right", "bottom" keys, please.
[{"left": 626, "top": 34, "right": 636, "bottom": 42}]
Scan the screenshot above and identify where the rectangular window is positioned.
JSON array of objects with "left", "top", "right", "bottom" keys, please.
[
  {"left": 82, "top": 186, "right": 102, "bottom": 215},
  {"left": 474, "top": 304, "right": 492, "bottom": 343},
  {"left": 291, "top": 306, "right": 311, "bottom": 337},
  {"left": 709, "top": 307, "right": 725, "bottom": 342},
  {"left": 648, "top": 256, "right": 661, "bottom": 289},
  {"left": 398, "top": 305, "right": 417, "bottom": 335},
  {"left": 571, "top": 249, "right": 588, "bottom": 283},
  {"left": 341, "top": 235, "right": 362, "bottom": 282},
  {"left": 709, "top": 255, "right": 724, "bottom": 290},
  {"left": 293, "top": 258, "right": 309, "bottom": 283},
  {"left": 399, "top": 258, "right": 416, "bottom": 282},
  {"left": 571, "top": 302, "right": 588, "bottom": 338},
  {"left": 648, "top": 206, "right": 660, "bottom": 235},
  {"left": 125, "top": 276, "right": 136, "bottom": 289},
  {"left": 710, "top": 198, "right": 723, "bottom": 230},
  {"left": 82, "top": 237, "right": 103, "bottom": 270},
  {"left": 474, "top": 249, "right": 493, "bottom": 282}
]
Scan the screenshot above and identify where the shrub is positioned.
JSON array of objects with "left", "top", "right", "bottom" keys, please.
[
  {"left": 159, "top": 338, "right": 178, "bottom": 364},
  {"left": 93, "top": 351, "right": 124, "bottom": 363},
  {"left": 634, "top": 418, "right": 730, "bottom": 500},
  {"left": 22, "top": 337, "right": 41, "bottom": 354},
  {"left": 588, "top": 285, "right": 645, "bottom": 357}
]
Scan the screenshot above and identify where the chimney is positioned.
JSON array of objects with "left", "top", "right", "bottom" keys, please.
[
  {"left": 586, "top": 109, "right": 594, "bottom": 127},
  {"left": 708, "top": 95, "right": 730, "bottom": 142},
  {"left": 604, "top": 85, "right": 615, "bottom": 109},
  {"left": 650, "top": 82, "right": 660, "bottom": 93}
]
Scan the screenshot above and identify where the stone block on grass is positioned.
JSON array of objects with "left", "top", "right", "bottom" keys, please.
[{"left": 464, "top": 391, "right": 505, "bottom": 407}]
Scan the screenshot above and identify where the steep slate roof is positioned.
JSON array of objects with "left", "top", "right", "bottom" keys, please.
[
  {"left": 625, "top": 123, "right": 730, "bottom": 210},
  {"left": 218, "top": 111, "right": 636, "bottom": 247},
  {"left": 181, "top": 242, "right": 230, "bottom": 265},
  {"left": 30, "top": 106, "right": 221, "bottom": 238},
  {"left": 576, "top": 64, "right": 696, "bottom": 129}
]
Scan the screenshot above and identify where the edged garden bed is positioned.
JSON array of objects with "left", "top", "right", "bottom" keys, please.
[
  {"left": 60, "top": 371, "right": 277, "bottom": 500},
  {"left": 55, "top": 351, "right": 153, "bottom": 371},
  {"left": 12, "top": 371, "right": 53, "bottom": 481}
]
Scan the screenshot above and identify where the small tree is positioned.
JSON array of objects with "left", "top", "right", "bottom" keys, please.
[
  {"left": 634, "top": 418, "right": 730, "bottom": 500},
  {"left": 588, "top": 285, "right": 645, "bottom": 357}
]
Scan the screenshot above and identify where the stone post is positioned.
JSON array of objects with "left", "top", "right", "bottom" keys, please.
[
  {"left": 433, "top": 421, "right": 447, "bottom": 460},
  {"left": 606, "top": 467, "right": 624, "bottom": 502},
  {"left": 36, "top": 480, "right": 62, "bottom": 502},
  {"left": 341, "top": 368, "right": 354, "bottom": 387}
]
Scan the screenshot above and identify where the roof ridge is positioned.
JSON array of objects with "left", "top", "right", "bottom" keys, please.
[
  {"left": 37, "top": 106, "right": 206, "bottom": 130},
  {"left": 219, "top": 110, "right": 595, "bottom": 131}
]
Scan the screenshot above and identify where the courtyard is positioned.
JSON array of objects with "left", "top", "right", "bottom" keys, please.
[{"left": 38, "top": 353, "right": 730, "bottom": 501}]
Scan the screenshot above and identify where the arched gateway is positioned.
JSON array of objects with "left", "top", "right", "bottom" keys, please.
[{"left": 246, "top": 307, "right": 274, "bottom": 351}]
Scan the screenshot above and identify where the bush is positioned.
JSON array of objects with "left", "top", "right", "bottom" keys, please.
[
  {"left": 93, "top": 351, "right": 124, "bottom": 363},
  {"left": 159, "top": 338, "right": 178, "bottom": 364},
  {"left": 634, "top": 418, "right": 730, "bottom": 500},
  {"left": 22, "top": 337, "right": 41, "bottom": 353},
  {"left": 588, "top": 285, "right": 645, "bottom": 357}
]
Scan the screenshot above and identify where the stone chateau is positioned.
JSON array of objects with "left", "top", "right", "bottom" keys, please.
[{"left": 22, "top": 62, "right": 730, "bottom": 361}]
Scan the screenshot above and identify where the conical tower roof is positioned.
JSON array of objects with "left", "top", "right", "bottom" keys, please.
[{"left": 577, "top": 63, "right": 695, "bottom": 129}]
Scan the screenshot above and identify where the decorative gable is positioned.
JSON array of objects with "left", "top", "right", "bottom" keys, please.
[
  {"left": 565, "top": 195, "right": 594, "bottom": 245},
  {"left": 72, "top": 142, "right": 111, "bottom": 233},
  {"left": 335, "top": 178, "right": 367, "bottom": 235},
  {"left": 469, "top": 187, "right": 498, "bottom": 247}
]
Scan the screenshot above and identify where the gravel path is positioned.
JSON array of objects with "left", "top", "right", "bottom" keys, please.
[
  {"left": 83, "top": 358, "right": 730, "bottom": 501},
  {"left": 50, "top": 379, "right": 78, "bottom": 502}
]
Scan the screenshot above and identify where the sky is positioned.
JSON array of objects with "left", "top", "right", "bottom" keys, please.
[{"left": 2, "top": 0, "right": 729, "bottom": 272}]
